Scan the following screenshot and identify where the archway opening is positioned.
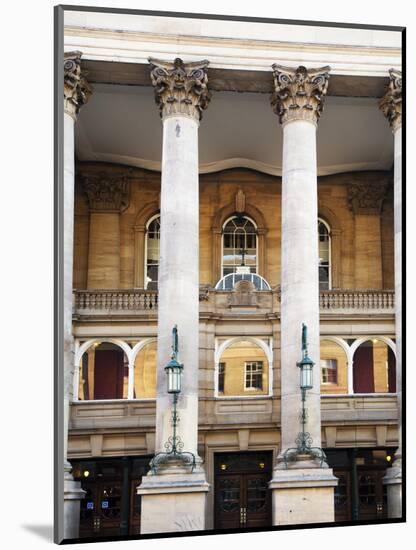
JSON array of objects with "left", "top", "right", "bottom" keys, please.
[
  {"left": 78, "top": 342, "right": 129, "bottom": 400},
  {"left": 353, "top": 339, "right": 396, "bottom": 394},
  {"left": 320, "top": 339, "right": 348, "bottom": 394},
  {"left": 134, "top": 341, "right": 157, "bottom": 398},
  {"left": 218, "top": 339, "right": 269, "bottom": 397}
]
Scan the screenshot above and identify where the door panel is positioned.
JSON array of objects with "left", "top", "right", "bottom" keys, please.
[
  {"left": 358, "top": 470, "right": 387, "bottom": 520},
  {"left": 214, "top": 452, "right": 272, "bottom": 530},
  {"left": 333, "top": 469, "right": 351, "bottom": 522},
  {"left": 94, "top": 349, "right": 124, "bottom": 399}
]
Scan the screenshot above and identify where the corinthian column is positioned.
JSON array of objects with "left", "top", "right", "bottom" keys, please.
[
  {"left": 62, "top": 51, "right": 92, "bottom": 539},
  {"left": 379, "top": 68, "right": 402, "bottom": 518},
  {"left": 268, "top": 65, "right": 337, "bottom": 526},
  {"left": 137, "top": 58, "right": 211, "bottom": 534}
]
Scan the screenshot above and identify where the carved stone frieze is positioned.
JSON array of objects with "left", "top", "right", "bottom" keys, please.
[
  {"left": 82, "top": 175, "right": 130, "bottom": 212},
  {"left": 148, "top": 57, "right": 211, "bottom": 122},
  {"left": 64, "top": 51, "right": 92, "bottom": 119},
  {"left": 348, "top": 180, "right": 390, "bottom": 215},
  {"left": 271, "top": 64, "right": 330, "bottom": 125},
  {"left": 379, "top": 68, "right": 402, "bottom": 132}
]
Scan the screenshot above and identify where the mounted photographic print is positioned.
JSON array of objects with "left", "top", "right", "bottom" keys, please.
[{"left": 54, "top": 4, "right": 405, "bottom": 543}]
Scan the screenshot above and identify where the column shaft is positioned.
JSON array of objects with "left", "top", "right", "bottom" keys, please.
[
  {"left": 156, "top": 115, "right": 200, "bottom": 455},
  {"left": 280, "top": 119, "right": 321, "bottom": 451}
]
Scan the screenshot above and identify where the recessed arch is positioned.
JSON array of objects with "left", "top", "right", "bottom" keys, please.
[
  {"left": 350, "top": 337, "right": 396, "bottom": 394},
  {"left": 214, "top": 336, "right": 273, "bottom": 398}
]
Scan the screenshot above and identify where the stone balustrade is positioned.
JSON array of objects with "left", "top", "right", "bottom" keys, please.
[{"left": 73, "top": 288, "right": 395, "bottom": 317}]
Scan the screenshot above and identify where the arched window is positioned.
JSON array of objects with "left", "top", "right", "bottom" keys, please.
[
  {"left": 78, "top": 342, "right": 129, "bottom": 400},
  {"left": 222, "top": 216, "right": 257, "bottom": 276},
  {"left": 318, "top": 218, "right": 331, "bottom": 290},
  {"left": 145, "top": 215, "right": 160, "bottom": 290}
]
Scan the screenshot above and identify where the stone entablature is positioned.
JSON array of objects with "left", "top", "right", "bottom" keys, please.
[
  {"left": 379, "top": 68, "right": 402, "bottom": 133},
  {"left": 64, "top": 50, "right": 92, "bottom": 119},
  {"left": 148, "top": 57, "right": 211, "bottom": 122},
  {"left": 271, "top": 65, "right": 330, "bottom": 125}
]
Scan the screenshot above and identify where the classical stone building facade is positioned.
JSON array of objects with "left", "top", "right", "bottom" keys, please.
[{"left": 60, "top": 9, "right": 403, "bottom": 539}]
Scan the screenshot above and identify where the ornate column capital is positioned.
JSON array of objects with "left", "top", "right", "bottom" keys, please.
[
  {"left": 64, "top": 51, "right": 92, "bottom": 119},
  {"left": 348, "top": 180, "right": 390, "bottom": 215},
  {"left": 379, "top": 68, "right": 402, "bottom": 133},
  {"left": 81, "top": 174, "right": 130, "bottom": 212},
  {"left": 148, "top": 57, "right": 211, "bottom": 122},
  {"left": 271, "top": 64, "right": 330, "bottom": 126}
]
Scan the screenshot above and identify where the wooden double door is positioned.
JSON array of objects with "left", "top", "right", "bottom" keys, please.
[
  {"left": 72, "top": 457, "right": 150, "bottom": 538},
  {"left": 214, "top": 452, "right": 272, "bottom": 530}
]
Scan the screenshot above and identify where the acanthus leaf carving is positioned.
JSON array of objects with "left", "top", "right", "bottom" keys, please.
[
  {"left": 81, "top": 174, "right": 130, "bottom": 212},
  {"left": 348, "top": 180, "right": 390, "bottom": 215},
  {"left": 271, "top": 64, "right": 330, "bottom": 125},
  {"left": 64, "top": 51, "right": 92, "bottom": 119},
  {"left": 379, "top": 68, "right": 402, "bottom": 133},
  {"left": 148, "top": 57, "right": 211, "bottom": 122}
]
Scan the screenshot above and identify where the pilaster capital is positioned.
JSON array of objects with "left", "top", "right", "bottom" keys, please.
[
  {"left": 64, "top": 51, "right": 92, "bottom": 119},
  {"left": 348, "top": 179, "right": 390, "bottom": 215},
  {"left": 379, "top": 68, "right": 402, "bottom": 133},
  {"left": 81, "top": 174, "right": 130, "bottom": 212},
  {"left": 148, "top": 57, "right": 211, "bottom": 122},
  {"left": 271, "top": 64, "right": 330, "bottom": 126}
]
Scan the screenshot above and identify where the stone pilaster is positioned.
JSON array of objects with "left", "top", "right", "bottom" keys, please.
[
  {"left": 137, "top": 58, "right": 211, "bottom": 534},
  {"left": 269, "top": 64, "right": 337, "bottom": 526},
  {"left": 380, "top": 68, "right": 402, "bottom": 519},
  {"left": 348, "top": 178, "right": 390, "bottom": 289},
  {"left": 63, "top": 51, "right": 92, "bottom": 539},
  {"left": 81, "top": 173, "right": 130, "bottom": 289}
]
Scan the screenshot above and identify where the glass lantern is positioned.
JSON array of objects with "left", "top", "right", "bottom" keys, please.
[
  {"left": 165, "top": 358, "right": 183, "bottom": 394},
  {"left": 298, "top": 354, "right": 314, "bottom": 391}
]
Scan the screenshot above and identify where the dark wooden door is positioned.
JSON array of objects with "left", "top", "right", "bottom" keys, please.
[
  {"left": 214, "top": 452, "right": 272, "bottom": 530},
  {"left": 333, "top": 469, "right": 352, "bottom": 521},
  {"left": 79, "top": 481, "right": 122, "bottom": 537},
  {"left": 358, "top": 469, "right": 387, "bottom": 520},
  {"left": 94, "top": 349, "right": 124, "bottom": 399}
]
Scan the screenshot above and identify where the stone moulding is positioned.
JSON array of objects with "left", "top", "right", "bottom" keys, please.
[
  {"left": 148, "top": 57, "right": 211, "bottom": 122},
  {"left": 271, "top": 64, "right": 330, "bottom": 125},
  {"left": 379, "top": 68, "right": 402, "bottom": 133}
]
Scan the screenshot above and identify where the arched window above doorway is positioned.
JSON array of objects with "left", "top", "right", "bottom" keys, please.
[
  {"left": 222, "top": 215, "right": 257, "bottom": 276},
  {"left": 318, "top": 218, "right": 331, "bottom": 290},
  {"left": 145, "top": 214, "right": 160, "bottom": 290}
]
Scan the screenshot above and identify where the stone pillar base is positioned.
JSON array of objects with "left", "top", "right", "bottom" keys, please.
[
  {"left": 137, "top": 466, "right": 210, "bottom": 534},
  {"left": 269, "top": 458, "right": 338, "bottom": 526},
  {"left": 64, "top": 476, "right": 85, "bottom": 539},
  {"left": 383, "top": 462, "right": 402, "bottom": 519}
]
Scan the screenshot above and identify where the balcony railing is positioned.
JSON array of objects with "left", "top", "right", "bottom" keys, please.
[
  {"left": 319, "top": 290, "right": 394, "bottom": 310},
  {"left": 73, "top": 288, "right": 394, "bottom": 317}
]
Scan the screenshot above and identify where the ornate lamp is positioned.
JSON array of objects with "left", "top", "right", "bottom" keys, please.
[
  {"left": 150, "top": 326, "right": 196, "bottom": 473},
  {"left": 282, "top": 324, "right": 327, "bottom": 468}
]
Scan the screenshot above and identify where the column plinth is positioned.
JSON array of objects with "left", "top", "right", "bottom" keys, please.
[
  {"left": 380, "top": 68, "right": 402, "bottom": 518},
  {"left": 138, "top": 58, "right": 211, "bottom": 534},
  {"left": 269, "top": 64, "right": 337, "bottom": 525}
]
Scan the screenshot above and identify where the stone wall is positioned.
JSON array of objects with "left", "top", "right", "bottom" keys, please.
[{"left": 73, "top": 163, "right": 394, "bottom": 291}]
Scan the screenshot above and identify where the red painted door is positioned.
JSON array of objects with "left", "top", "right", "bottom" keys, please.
[
  {"left": 94, "top": 349, "right": 125, "bottom": 400},
  {"left": 353, "top": 345, "right": 374, "bottom": 393}
]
